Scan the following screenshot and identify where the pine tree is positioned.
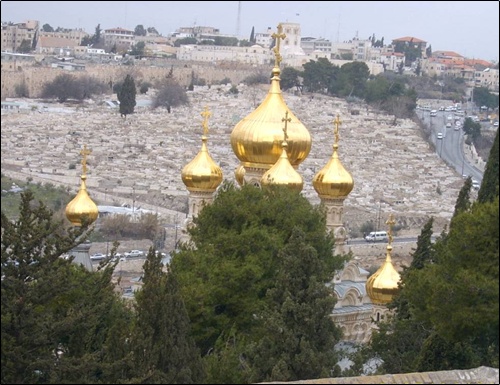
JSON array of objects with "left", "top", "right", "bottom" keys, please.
[
  {"left": 1, "top": 191, "right": 132, "bottom": 384},
  {"left": 130, "top": 247, "right": 205, "bottom": 384},
  {"left": 477, "top": 128, "right": 499, "bottom": 203},
  {"left": 247, "top": 227, "right": 341, "bottom": 382},
  {"left": 172, "top": 182, "right": 346, "bottom": 383},
  {"left": 452, "top": 177, "right": 472, "bottom": 221},
  {"left": 118, "top": 74, "right": 136, "bottom": 117}
]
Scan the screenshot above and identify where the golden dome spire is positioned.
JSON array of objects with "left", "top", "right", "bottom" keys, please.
[
  {"left": 182, "top": 106, "right": 223, "bottom": 192},
  {"left": 261, "top": 111, "right": 303, "bottom": 191},
  {"left": 230, "top": 23, "right": 311, "bottom": 172},
  {"left": 65, "top": 144, "right": 99, "bottom": 226},
  {"left": 366, "top": 214, "right": 401, "bottom": 305},
  {"left": 313, "top": 115, "right": 354, "bottom": 198}
]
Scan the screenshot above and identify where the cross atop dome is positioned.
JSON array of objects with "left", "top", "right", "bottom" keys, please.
[{"left": 272, "top": 23, "right": 286, "bottom": 67}]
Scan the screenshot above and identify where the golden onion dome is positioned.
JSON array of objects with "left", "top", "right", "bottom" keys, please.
[
  {"left": 65, "top": 174, "right": 99, "bottom": 226},
  {"left": 366, "top": 245, "right": 401, "bottom": 304},
  {"left": 230, "top": 24, "right": 311, "bottom": 171},
  {"left": 181, "top": 107, "right": 223, "bottom": 193},
  {"left": 313, "top": 115, "right": 354, "bottom": 198},
  {"left": 235, "top": 164, "right": 246, "bottom": 186},
  {"left": 261, "top": 112, "right": 303, "bottom": 192},
  {"left": 366, "top": 215, "right": 401, "bottom": 305}
]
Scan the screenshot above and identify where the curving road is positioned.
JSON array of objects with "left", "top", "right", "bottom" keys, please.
[{"left": 417, "top": 108, "right": 483, "bottom": 184}]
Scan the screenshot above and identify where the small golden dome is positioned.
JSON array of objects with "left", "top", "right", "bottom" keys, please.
[
  {"left": 313, "top": 115, "right": 354, "bottom": 198},
  {"left": 261, "top": 142, "right": 304, "bottom": 192},
  {"left": 366, "top": 215, "right": 401, "bottom": 305},
  {"left": 181, "top": 107, "right": 223, "bottom": 192},
  {"left": 261, "top": 111, "right": 303, "bottom": 192},
  {"left": 366, "top": 245, "right": 401, "bottom": 304},
  {"left": 235, "top": 164, "right": 246, "bottom": 186},
  {"left": 65, "top": 175, "right": 99, "bottom": 226},
  {"left": 230, "top": 24, "right": 311, "bottom": 171}
]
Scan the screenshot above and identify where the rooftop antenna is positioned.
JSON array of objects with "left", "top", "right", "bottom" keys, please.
[{"left": 236, "top": 1, "right": 241, "bottom": 38}]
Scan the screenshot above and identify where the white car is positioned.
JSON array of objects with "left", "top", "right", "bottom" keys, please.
[
  {"left": 90, "top": 253, "right": 106, "bottom": 261},
  {"left": 437, "top": 132, "right": 443, "bottom": 139},
  {"left": 124, "top": 250, "right": 144, "bottom": 258}
]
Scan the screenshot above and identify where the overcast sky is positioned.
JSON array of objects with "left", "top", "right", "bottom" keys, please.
[{"left": 2, "top": 1, "right": 498, "bottom": 62}]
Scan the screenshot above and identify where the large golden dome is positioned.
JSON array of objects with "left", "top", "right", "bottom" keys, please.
[
  {"left": 313, "top": 116, "right": 354, "bottom": 198},
  {"left": 261, "top": 115, "right": 303, "bottom": 192},
  {"left": 181, "top": 107, "right": 223, "bottom": 192},
  {"left": 65, "top": 177, "right": 99, "bottom": 226},
  {"left": 230, "top": 24, "right": 311, "bottom": 171}
]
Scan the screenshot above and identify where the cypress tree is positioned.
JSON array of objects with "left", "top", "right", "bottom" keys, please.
[
  {"left": 248, "top": 227, "right": 341, "bottom": 382},
  {"left": 118, "top": 74, "right": 136, "bottom": 117},
  {"left": 477, "top": 128, "right": 499, "bottom": 203},
  {"left": 130, "top": 248, "right": 205, "bottom": 384},
  {"left": 452, "top": 177, "right": 472, "bottom": 220}
]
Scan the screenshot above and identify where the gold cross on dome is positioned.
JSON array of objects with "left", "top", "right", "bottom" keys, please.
[
  {"left": 80, "top": 144, "right": 91, "bottom": 175},
  {"left": 333, "top": 115, "right": 342, "bottom": 145},
  {"left": 201, "top": 106, "right": 211, "bottom": 135},
  {"left": 282, "top": 110, "right": 291, "bottom": 142},
  {"left": 272, "top": 23, "right": 286, "bottom": 67},
  {"left": 386, "top": 213, "right": 396, "bottom": 245}
]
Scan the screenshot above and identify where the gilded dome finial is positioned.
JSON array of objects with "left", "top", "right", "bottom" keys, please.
[
  {"left": 201, "top": 105, "right": 212, "bottom": 136},
  {"left": 333, "top": 114, "right": 341, "bottom": 148},
  {"left": 271, "top": 23, "right": 286, "bottom": 68},
  {"left": 282, "top": 110, "right": 291, "bottom": 144},
  {"left": 80, "top": 144, "right": 91, "bottom": 176},
  {"left": 386, "top": 213, "right": 396, "bottom": 247}
]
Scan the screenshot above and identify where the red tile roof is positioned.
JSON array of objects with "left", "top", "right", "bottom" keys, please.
[{"left": 392, "top": 36, "right": 426, "bottom": 43}]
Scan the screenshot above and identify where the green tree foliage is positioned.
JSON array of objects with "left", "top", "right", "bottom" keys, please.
[
  {"left": 473, "top": 87, "right": 499, "bottom": 110},
  {"left": 242, "top": 71, "right": 269, "bottom": 85},
  {"left": 408, "top": 199, "right": 499, "bottom": 368},
  {"left": 42, "top": 23, "right": 54, "bottom": 32},
  {"left": 174, "top": 37, "right": 198, "bottom": 47},
  {"left": 171, "top": 182, "right": 346, "bottom": 359},
  {"left": 247, "top": 227, "right": 341, "bottom": 382},
  {"left": 134, "top": 24, "right": 147, "bottom": 36},
  {"left": 452, "top": 177, "right": 472, "bottom": 219},
  {"left": 41, "top": 73, "right": 107, "bottom": 102},
  {"left": 249, "top": 26, "right": 255, "bottom": 43},
  {"left": 17, "top": 39, "right": 32, "bottom": 53},
  {"left": 1, "top": 191, "right": 132, "bottom": 383},
  {"left": 14, "top": 80, "right": 29, "bottom": 98},
  {"left": 152, "top": 77, "right": 189, "bottom": 112},
  {"left": 147, "top": 27, "right": 159, "bottom": 35},
  {"left": 129, "top": 41, "right": 146, "bottom": 56},
  {"left": 463, "top": 117, "right": 481, "bottom": 142},
  {"left": 118, "top": 74, "right": 137, "bottom": 117},
  {"left": 364, "top": 197, "right": 499, "bottom": 374},
  {"left": 302, "top": 58, "right": 336, "bottom": 93},
  {"left": 478, "top": 128, "right": 499, "bottom": 203},
  {"left": 280, "top": 66, "right": 303, "bottom": 91},
  {"left": 238, "top": 39, "right": 252, "bottom": 47},
  {"left": 336, "top": 61, "right": 370, "bottom": 98},
  {"left": 129, "top": 248, "right": 205, "bottom": 383}
]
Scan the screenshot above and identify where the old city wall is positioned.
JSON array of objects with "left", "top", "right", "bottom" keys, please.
[{"left": 1, "top": 61, "right": 265, "bottom": 99}]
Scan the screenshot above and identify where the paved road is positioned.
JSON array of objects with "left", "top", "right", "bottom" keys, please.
[{"left": 417, "top": 109, "right": 483, "bottom": 183}]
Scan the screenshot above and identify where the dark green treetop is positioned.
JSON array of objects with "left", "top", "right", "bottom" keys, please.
[{"left": 118, "top": 74, "right": 137, "bottom": 117}]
